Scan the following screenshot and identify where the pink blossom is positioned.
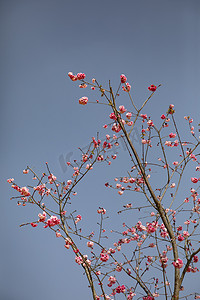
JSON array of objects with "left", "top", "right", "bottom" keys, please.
[
  {"left": 120, "top": 74, "right": 127, "bottom": 83},
  {"left": 48, "top": 174, "right": 57, "bottom": 184},
  {"left": 169, "top": 132, "right": 176, "bottom": 138},
  {"left": 77, "top": 73, "right": 86, "bottom": 80},
  {"left": 109, "top": 112, "right": 117, "bottom": 120},
  {"left": 65, "top": 238, "right": 73, "bottom": 249},
  {"left": 75, "top": 215, "right": 82, "bottom": 224},
  {"left": 173, "top": 258, "right": 183, "bottom": 269},
  {"left": 119, "top": 105, "right": 127, "bottom": 114},
  {"left": 79, "top": 83, "right": 87, "bottom": 88},
  {"left": 126, "top": 112, "right": 132, "bottom": 119},
  {"left": 161, "top": 114, "right": 166, "bottom": 119},
  {"left": 23, "top": 169, "right": 29, "bottom": 174},
  {"left": 165, "top": 141, "right": 172, "bottom": 147},
  {"left": 75, "top": 256, "right": 83, "bottom": 265},
  {"left": 177, "top": 234, "right": 184, "bottom": 241},
  {"left": 122, "top": 82, "right": 131, "bottom": 92},
  {"left": 183, "top": 231, "right": 189, "bottom": 237},
  {"left": 147, "top": 120, "right": 154, "bottom": 127},
  {"left": 38, "top": 211, "right": 46, "bottom": 222},
  {"left": 142, "top": 139, "right": 147, "bottom": 144},
  {"left": 20, "top": 187, "right": 30, "bottom": 196},
  {"left": 191, "top": 177, "right": 198, "bottom": 183},
  {"left": 116, "top": 285, "right": 126, "bottom": 293},
  {"left": 68, "top": 72, "right": 78, "bottom": 81},
  {"left": 44, "top": 215, "right": 60, "bottom": 228},
  {"left": 79, "top": 96, "right": 88, "bottom": 105},
  {"left": 31, "top": 223, "right": 37, "bottom": 227},
  {"left": 118, "top": 190, "right": 124, "bottom": 195},
  {"left": 7, "top": 178, "right": 14, "bottom": 183},
  {"left": 140, "top": 114, "right": 147, "bottom": 119},
  {"left": 97, "top": 208, "right": 106, "bottom": 214},
  {"left": 148, "top": 84, "right": 157, "bottom": 92},
  {"left": 87, "top": 241, "right": 94, "bottom": 248},
  {"left": 115, "top": 265, "right": 122, "bottom": 272},
  {"left": 100, "top": 252, "right": 109, "bottom": 262}
]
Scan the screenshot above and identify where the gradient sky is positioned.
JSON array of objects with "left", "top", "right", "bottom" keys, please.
[{"left": 1, "top": 1, "right": 200, "bottom": 299}]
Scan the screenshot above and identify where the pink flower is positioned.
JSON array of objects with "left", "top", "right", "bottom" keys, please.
[
  {"left": 169, "top": 132, "right": 176, "bottom": 138},
  {"left": 20, "top": 187, "right": 30, "bottom": 196},
  {"left": 148, "top": 84, "right": 157, "bottom": 92},
  {"left": 126, "top": 112, "right": 132, "bottom": 119},
  {"left": 68, "top": 72, "right": 78, "bottom": 81},
  {"left": 79, "top": 96, "right": 88, "bottom": 105},
  {"left": 44, "top": 215, "right": 60, "bottom": 228},
  {"left": 23, "top": 169, "right": 29, "bottom": 174},
  {"left": 119, "top": 105, "right": 127, "bottom": 114},
  {"left": 109, "top": 112, "right": 117, "bottom": 120},
  {"left": 161, "top": 114, "right": 166, "bottom": 119},
  {"left": 120, "top": 74, "right": 127, "bottom": 83},
  {"left": 38, "top": 211, "right": 46, "bottom": 222},
  {"left": 116, "top": 285, "right": 126, "bottom": 293},
  {"left": 79, "top": 83, "right": 87, "bottom": 88},
  {"left": 191, "top": 177, "right": 198, "bottom": 183},
  {"left": 97, "top": 208, "right": 106, "bottom": 214},
  {"left": 7, "top": 178, "right": 14, "bottom": 183},
  {"left": 193, "top": 255, "right": 199, "bottom": 263},
  {"left": 173, "top": 258, "right": 183, "bottom": 269},
  {"left": 100, "top": 252, "right": 109, "bottom": 262},
  {"left": 183, "top": 231, "right": 189, "bottom": 237},
  {"left": 31, "top": 223, "right": 38, "bottom": 227},
  {"left": 75, "top": 256, "right": 83, "bottom": 265},
  {"left": 140, "top": 114, "right": 147, "bottom": 119},
  {"left": 48, "top": 174, "right": 57, "bottom": 184},
  {"left": 142, "top": 139, "right": 147, "bottom": 144},
  {"left": 87, "top": 241, "right": 94, "bottom": 248},
  {"left": 122, "top": 82, "right": 131, "bottom": 92},
  {"left": 177, "top": 234, "right": 184, "bottom": 241},
  {"left": 77, "top": 73, "right": 86, "bottom": 80},
  {"left": 75, "top": 215, "right": 82, "bottom": 224}
]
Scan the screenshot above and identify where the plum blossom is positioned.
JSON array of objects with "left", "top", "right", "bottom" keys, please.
[
  {"left": 48, "top": 174, "right": 57, "bottom": 184},
  {"left": 75, "top": 215, "right": 82, "bottom": 224},
  {"left": 79, "top": 96, "right": 88, "bottom": 105},
  {"left": 100, "top": 252, "right": 109, "bottom": 262},
  {"left": 77, "top": 73, "right": 86, "bottom": 80},
  {"left": 97, "top": 208, "right": 106, "bottom": 214},
  {"left": 44, "top": 215, "right": 60, "bottom": 228},
  {"left": 38, "top": 211, "right": 46, "bottom": 222},
  {"left": 173, "top": 258, "right": 184, "bottom": 269},
  {"left": 120, "top": 74, "right": 127, "bottom": 83},
  {"left": 122, "top": 82, "right": 131, "bottom": 92},
  {"left": 169, "top": 132, "right": 176, "bottom": 138},
  {"left": 119, "top": 105, "right": 127, "bottom": 114},
  {"left": 148, "top": 84, "right": 157, "bottom": 92},
  {"left": 20, "top": 187, "right": 30, "bottom": 196},
  {"left": 191, "top": 177, "right": 199, "bottom": 183},
  {"left": 7, "top": 178, "right": 14, "bottom": 183},
  {"left": 75, "top": 256, "right": 83, "bottom": 265}
]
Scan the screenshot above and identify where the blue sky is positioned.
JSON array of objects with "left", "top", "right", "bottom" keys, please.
[{"left": 1, "top": 1, "right": 200, "bottom": 299}]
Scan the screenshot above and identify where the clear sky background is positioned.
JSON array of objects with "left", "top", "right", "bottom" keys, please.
[{"left": 1, "top": 0, "right": 200, "bottom": 299}]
